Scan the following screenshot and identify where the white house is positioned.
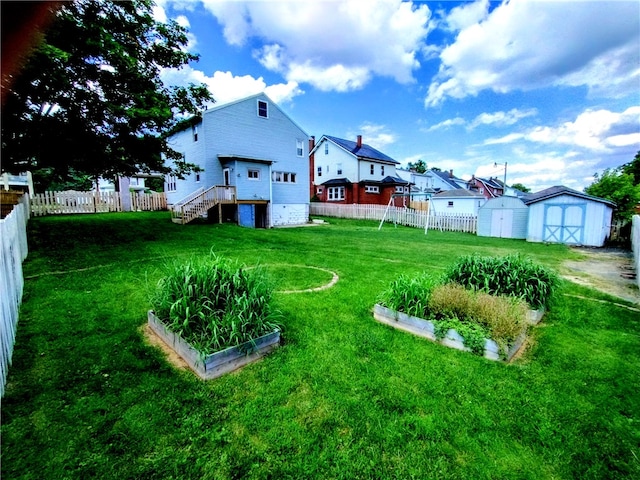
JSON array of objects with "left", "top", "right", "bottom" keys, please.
[
  {"left": 431, "top": 189, "right": 486, "bottom": 215},
  {"left": 523, "top": 186, "right": 615, "bottom": 247},
  {"left": 164, "top": 93, "right": 310, "bottom": 227},
  {"left": 309, "top": 135, "right": 409, "bottom": 206}
]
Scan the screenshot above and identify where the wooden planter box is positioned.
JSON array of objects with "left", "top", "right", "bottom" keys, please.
[
  {"left": 372, "top": 304, "right": 527, "bottom": 362},
  {"left": 148, "top": 310, "right": 280, "bottom": 380}
]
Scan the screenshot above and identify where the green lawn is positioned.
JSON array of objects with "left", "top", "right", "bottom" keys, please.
[{"left": 2, "top": 212, "right": 639, "bottom": 479}]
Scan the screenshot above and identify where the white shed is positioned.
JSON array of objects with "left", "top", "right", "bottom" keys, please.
[
  {"left": 523, "top": 186, "right": 615, "bottom": 247},
  {"left": 477, "top": 196, "right": 528, "bottom": 239}
]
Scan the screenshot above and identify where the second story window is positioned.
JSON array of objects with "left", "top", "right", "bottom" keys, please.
[
  {"left": 370, "top": 164, "right": 374, "bottom": 175},
  {"left": 166, "top": 175, "right": 177, "bottom": 192},
  {"left": 248, "top": 169, "right": 260, "bottom": 180},
  {"left": 257, "top": 100, "right": 268, "bottom": 118},
  {"left": 317, "top": 166, "right": 322, "bottom": 177},
  {"left": 296, "top": 139, "right": 304, "bottom": 157},
  {"left": 381, "top": 165, "right": 385, "bottom": 176},
  {"left": 195, "top": 172, "right": 201, "bottom": 183},
  {"left": 325, "top": 142, "right": 329, "bottom": 155},
  {"left": 337, "top": 163, "right": 342, "bottom": 175},
  {"left": 192, "top": 125, "right": 198, "bottom": 142}
]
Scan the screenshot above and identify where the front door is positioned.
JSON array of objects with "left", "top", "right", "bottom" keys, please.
[{"left": 223, "top": 168, "right": 231, "bottom": 186}]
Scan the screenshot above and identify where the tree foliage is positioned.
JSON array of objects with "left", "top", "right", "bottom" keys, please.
[
  {"left": 1, "top": 0, "right": 213, "bottom": 190},
  {"left": 407, "top": 159, "right": 427, "bottom": 173},
  {"left": 621, "top": 151, "right": 640, "bottom": 185},
  {"left": 511, "top": 183, "right": 531, "bottom": 193},
  {"left": 585, "top": 162, "right": 640, "bottom": 222}
]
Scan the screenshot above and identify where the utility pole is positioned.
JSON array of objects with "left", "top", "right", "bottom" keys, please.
[{"left": 494, "top": 162, "right": 507, "bottom": 194}]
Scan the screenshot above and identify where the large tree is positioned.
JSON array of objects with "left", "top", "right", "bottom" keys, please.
[
  {"left": 585, "top": 164, "right": 640, "bottom": 222},
  {"left": 1, "top": 0, "right": 212, "bottom": 190}
]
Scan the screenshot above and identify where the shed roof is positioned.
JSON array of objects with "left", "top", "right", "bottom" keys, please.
[
  {"left": 523, "top": 185, "right": 616, "bottom": 208},
  {"left": 433, "top": 188, "right": 485, "bottom": 199}
]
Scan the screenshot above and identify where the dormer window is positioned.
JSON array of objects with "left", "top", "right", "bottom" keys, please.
[{"left": 257, "top": 100, "right": 268, "bottom": 118}]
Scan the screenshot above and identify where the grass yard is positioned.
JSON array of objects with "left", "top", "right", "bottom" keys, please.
[{"left": 2, "top": 212, "right": 639, "bottom": 479}]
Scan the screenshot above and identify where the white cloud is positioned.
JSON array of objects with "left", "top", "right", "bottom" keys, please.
[
  {"left": 160, "top": 66, "right": 304, "bottom": 105},
  {"left": 469, "top": 108, "right": 537, "bottom": 129},
  {"left": 348, "top": 123, "right": 397, "bottom": 151},
  {"left": 445, "top": 0, "right": 489, "bottom": 31},
  {"left": 426, "top": 117, "right": 466, "bottom": 131},
  {"left": 483, "top": 106, "right": 640, "bottom": 152},
  {"left": 202, "top": 0, "right": 433, "bottom": 92},
  {"left": 427, "top": 0, "right": 640, "bottom": 106}
]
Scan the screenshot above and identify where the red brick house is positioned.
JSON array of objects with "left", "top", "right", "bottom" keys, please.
[{"left": 309, "top": 135, "right": 410, "bottom": 206}]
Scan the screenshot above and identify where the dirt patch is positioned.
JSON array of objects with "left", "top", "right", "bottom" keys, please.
[
  {"left": 140, "top": 323, "right": 190, "bottom": 372},
  {"left": 561, "top": 247, "right": 639, "bottom": 305}
]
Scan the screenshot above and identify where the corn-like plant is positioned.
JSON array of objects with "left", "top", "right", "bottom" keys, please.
[
  {"left": 444, "top": 254, "right": 559, "bottom": 309},
  {"left": 150, "top": 253, "right": 281, "bottom": 355},
  {"left": 377, "top": 272, "right": 441, "bottom": 318}
]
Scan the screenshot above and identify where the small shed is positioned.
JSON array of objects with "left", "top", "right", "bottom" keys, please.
[
  {"left": 477, "top": 196, "right": 528, "bottom": 239},
  {"left": 523, "top": 186, "right": 615, "bottom": 247}
]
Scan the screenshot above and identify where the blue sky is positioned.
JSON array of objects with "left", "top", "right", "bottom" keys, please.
[{"left": 156, "top": 0, "right": 639, "bottom": 192}]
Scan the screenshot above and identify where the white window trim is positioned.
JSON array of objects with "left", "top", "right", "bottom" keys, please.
[
  {"left": 296, "top": 139, "right": 304, "bottom": 157},
  {"left": 166, "top": 175, "right": 177, "bottom": 192},
  {"left": 365, "top": 185, "right": 380, "bottom": 194},
  {"left": 195, "top": 172, "right": 201, "bottom": 183},
  {"left": 248, "top": 169, "right": 260, "bottom": 181},
  {"left": 328, "top": 186, "right": 345, "bottom": 201},
  {"left": 272, "top": 171, "right": 297, "bottom": 183}
]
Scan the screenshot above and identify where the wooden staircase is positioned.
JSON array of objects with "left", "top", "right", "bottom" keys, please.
[{"left": 171, "top": 186, "right": 236, "bottom": 224}]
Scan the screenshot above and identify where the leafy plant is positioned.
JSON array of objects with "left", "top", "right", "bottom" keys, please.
[
  {"left": 150, "top": 252, "right": 281, "bottom": 355},
  {"left": 433, "top": 317, "right": 489, "bottom": 356},
  {"left": 444, "top": 254, "right": 559, "bottom": 309}
]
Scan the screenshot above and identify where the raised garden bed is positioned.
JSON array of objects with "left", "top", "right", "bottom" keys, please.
[
  {"left": 148, "top": 310, "right": 280, "bottom": 380},
  {"left": 373, "top": 304, "right": 528, "bottom": 362}
]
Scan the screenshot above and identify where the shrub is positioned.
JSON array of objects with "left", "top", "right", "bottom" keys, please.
[
  {"left": 444, "top": 254, "right": 559, "bottom": 309},
  {"left": 150, "top": 253, "right": 281, "bottom": 355}
]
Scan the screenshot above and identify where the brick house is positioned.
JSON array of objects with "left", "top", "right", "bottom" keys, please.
[{"left": 309, "top": 135, "right": 410, "bottom": 206}]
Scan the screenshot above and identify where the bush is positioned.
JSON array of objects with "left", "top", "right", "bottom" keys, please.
[
  {"left": 150, "top": 253, "right": 281, "bottom": 355},
  {"left": 444, "top": 254, "right": 559, "bottom": 309}
]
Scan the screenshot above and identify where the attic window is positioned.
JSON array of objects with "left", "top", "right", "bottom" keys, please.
[
  {"left": 325, "top": 143, "right": 329, "bottom": 155},
  {"left": 448, "top": 201, "right": 454, "bottom": 207},
  {"left": 370, "top": 164, "right": 374, "bottom": 175},
  {"left": 192, "top": 125, "right": 198, "bottom": 142},
  {"left": 381, "top": 165, "right": 385, "bottom": 176},
  {"left": 257, "top": 100, "right": 268, "bottom": 118}
]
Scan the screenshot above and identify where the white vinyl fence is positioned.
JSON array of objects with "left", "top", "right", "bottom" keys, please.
[
  {"left": 1, "top": 194, "right": 29, "bottom": 397},
  {"left": 30, "top": 191, "right": 166, "bottom": 216},
  {"left": 632, "top": 215, "right": 640, "bottom": 291},
  {"left": 310, "top": 202, "right": 477, "bottom": 234}
]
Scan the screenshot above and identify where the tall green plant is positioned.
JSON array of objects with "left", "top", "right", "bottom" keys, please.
[
  {"left": 444, "top": 254, "right": 559, "bottom": 309},
  {"left": 377, "top": 272, "right": 441, "bottom": 317},
  {"left": 150, "top": 253, "right": 281, "bottom": 354}
]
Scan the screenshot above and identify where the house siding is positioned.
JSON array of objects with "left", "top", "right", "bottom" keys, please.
[{"left": 165, "top": 94, "right": 309, "bottom": 227}]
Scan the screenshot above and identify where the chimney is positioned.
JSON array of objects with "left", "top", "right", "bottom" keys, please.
[
  {"left": 356, "top": 135, "right": 362, "bottom": 148},
  {"left": 449, "top": 169, "right": 453, "bottom": 178},
  {"left": 309, "top": 135, "right": 315, "bottom": 151}
]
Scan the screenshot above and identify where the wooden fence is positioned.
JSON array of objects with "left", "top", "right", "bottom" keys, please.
[
  {"left": 1, "top": 194, "right": 29, "bottom": 397},
  {"left": 30, "top": 191, "right": 166, "bottom": 216},
  {"left": 309, "top": 202, "right": 477, "bottom": 234}
]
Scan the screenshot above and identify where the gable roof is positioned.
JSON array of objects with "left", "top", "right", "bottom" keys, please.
[
  {"left": 433, "top": 188, "right": 485, "bottom": 199},
  {"left": 170, "top": 93, "right": 308, "bottom": 136},
  {"left": 429, "top": 169, "right": 464, "bottom": 189},
  {"left": 523, "top": 185, "right": 616, "bottom": 207},
  {"left": 315, "top": 135, "right": 399, "bottom": 164}
]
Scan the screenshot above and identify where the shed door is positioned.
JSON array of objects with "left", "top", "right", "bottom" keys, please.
[
  {"left": 491, "top": 209, "right": 513, "bottom": 238},
  {"left": 543, "top": 203, "right": 585, "bottom": 244}
]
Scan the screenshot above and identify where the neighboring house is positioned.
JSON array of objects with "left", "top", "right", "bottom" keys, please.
[
  {"left": 468, "top": 176, "right": 506, "bottom": 199},
  {"left": 309, "top": 135, "right": 410, "bottom": 206},
  {"left": 164, "top": 93, "right": 310, "bottom": 227},
  {"left": 477, "top": 196, "right": 529, "bottom": 239},
  {"left": 1, "top": 171, "right": 34, "bottom": 196},
  {"left": 96, "top": 176, "right": 146, "bottom": 193},
  {"left": 523, "top": 185, "right": 615, "bottom": 247},
  {"left": 431, "top": 189, "right": 486, "bottom": 215},
  {"left": 396, "top": 168, "right": 436, "bottom": 195},
  {"left": 427, "top": 169, "right": 467, "bottom": 191}
]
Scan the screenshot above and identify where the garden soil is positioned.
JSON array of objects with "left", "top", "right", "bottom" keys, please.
[{"left": 561, "top": 247, "right": 639, "bottom": 305}]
